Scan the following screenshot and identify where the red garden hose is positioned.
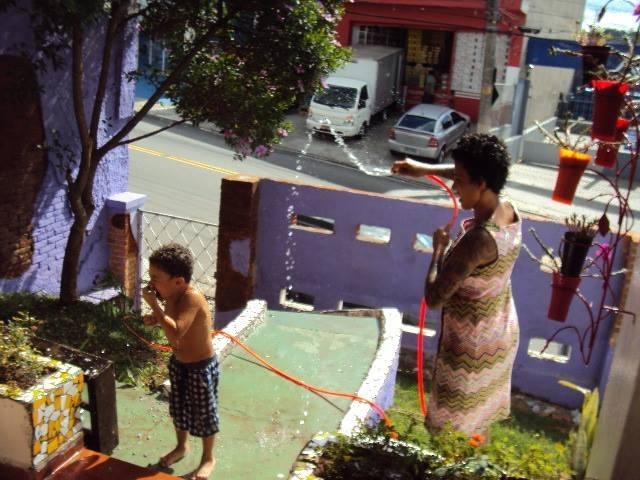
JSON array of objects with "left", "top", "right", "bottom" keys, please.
[
  {"left": 417, "top": 174, "right": 458, "bottom": 417},
  {"left": 124, "top": 174, "right": 458, "bottom": 428},
  {"left": 122, "top": 319, "right": 395, "bottom": 432}
]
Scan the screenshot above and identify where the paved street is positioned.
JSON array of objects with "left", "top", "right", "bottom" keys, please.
[{"left": 138, "top": 101, "right": 639, "bottom": 230}]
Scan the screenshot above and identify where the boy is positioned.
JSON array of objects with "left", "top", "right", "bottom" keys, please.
[{"left": 142, "top": 243, "right": 218, "bottom": 480}]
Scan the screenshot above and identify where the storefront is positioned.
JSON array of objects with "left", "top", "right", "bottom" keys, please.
[{"left": 337, "top": 1, "right": 526, "bottom": 123}]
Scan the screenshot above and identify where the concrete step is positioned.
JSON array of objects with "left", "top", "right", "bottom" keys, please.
[{"left": 49, "top": 448, "right": 180, "bottom": 480}]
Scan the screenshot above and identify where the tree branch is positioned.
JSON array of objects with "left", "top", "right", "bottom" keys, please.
[
  {"left": 115, "top": 119, "right": 188, "bottom": 146},
  {"left": 98, "top": 6, "right": 238, "bottom": 157},
  {"left": 70, "top": 17, "right": 91, "bottom": 197},
  {"left": 89, "top": 0, "right": 129, "bottom": 144}
]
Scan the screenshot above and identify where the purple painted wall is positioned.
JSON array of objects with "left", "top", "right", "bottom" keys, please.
[
  {"left": 250, "top": 179, "right": 626, "bottom": 408},
  {"left": 0, "top": 5, "right": 136, "bottom": 296}
]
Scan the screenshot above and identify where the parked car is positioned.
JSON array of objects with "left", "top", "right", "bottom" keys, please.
[{"left": 388, "top": 103, "right": 471, "bottom": 162}]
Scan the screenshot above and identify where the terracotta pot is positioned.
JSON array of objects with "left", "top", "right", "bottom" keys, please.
[
  {"left": 548, "top": 272, "right": 581, "bottom": 322},
  {"left": 595, "top": 144, "right": 619, "bottom": 168},
  {"left": 581, "top": 45, "right": 610, "bottom": 85},
  {"left": 591, "top": 80, "right": 629, "bottom": 140},
  {"left": 594, "top": 117, "right": 630, "bottom": 167},
  {"left": 552, "top": 148, "right": 591, "bottom": 205}
]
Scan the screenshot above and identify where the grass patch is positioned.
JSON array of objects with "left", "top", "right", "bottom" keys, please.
[
  {"left": 0, "top": 292, "right": 169, "bottom": 390},
  {"left": 387, "top": 371, "right": 574, "bottom": 479}
]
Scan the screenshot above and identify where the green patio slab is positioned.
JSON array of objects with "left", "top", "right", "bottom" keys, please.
[{"left": 110, "top": 310, "right": 380, "bottom": 479}]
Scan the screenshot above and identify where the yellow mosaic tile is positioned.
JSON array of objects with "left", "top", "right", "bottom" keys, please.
[
  {"left": 3, "top": 355, "right": 84, "bottom": 468},
  {"left": 47, "top": 437, "right": 59, "bottom": 455}
]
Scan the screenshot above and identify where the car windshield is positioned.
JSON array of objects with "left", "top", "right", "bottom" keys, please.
[
  {"left": 398, "top": 114, "right": 436, "bottom": 133},
  {"left": 313, "top": 86, "right": 358, "bottom": 108}
]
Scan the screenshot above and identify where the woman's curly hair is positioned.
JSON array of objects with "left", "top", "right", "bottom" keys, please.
[
  {"left": 451, "top": 133, "right": 511, "bottom": 194},
  {"left": 149, "top": 243, "right": 194, "bottom": 283}
]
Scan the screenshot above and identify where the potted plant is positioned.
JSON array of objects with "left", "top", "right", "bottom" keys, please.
[
  {"left": 575, "top": 24, "right": 611, "bottom": 85},
  {"left": 594, "top": 117, "right": 630, "bottom": 167},
  {"left": 560, "top": 213, "right": 598, "bottom": 277},
  {"left": 591, "top": 79, "right": 630, "bottom": 140},
  {"left": 536, "top": 117, "right": 593, "bottom": 205},
  {"left": 0, "top": 319, "right": 85, "bottom": 479},
  {"left": 523, "top": 214, "right": 599, "bottom": 322}
]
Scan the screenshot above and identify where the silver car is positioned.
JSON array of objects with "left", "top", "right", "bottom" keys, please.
[{"left": 388, "top": 103, "right": 471, "bottom": 162}]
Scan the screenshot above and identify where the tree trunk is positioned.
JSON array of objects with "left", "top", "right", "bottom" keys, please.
[
  {"left": 59, "top": 208, "right": 90, "bottom": 304},
  {"left": 59, "top": 147, "right": 97, "bottom": 304}
]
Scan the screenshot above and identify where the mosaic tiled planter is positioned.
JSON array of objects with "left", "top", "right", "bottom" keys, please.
[{"left": 0, "top": 356, "right": 84, "bottom": 479}]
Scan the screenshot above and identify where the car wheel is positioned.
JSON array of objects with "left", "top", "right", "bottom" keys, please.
[{"left": 357, "top": 122, "right": 367, "bottom": 138}]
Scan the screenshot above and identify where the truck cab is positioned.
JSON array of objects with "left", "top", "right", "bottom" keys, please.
[{"left": 306, "top": 76, "right": 371, "bottom": 138}]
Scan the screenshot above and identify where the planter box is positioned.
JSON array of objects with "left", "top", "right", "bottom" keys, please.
[
  {"left": 31, "top": 337, "right": 118, "bottom": 454},
  {"left": 0, "top": 356, "right": 84, "bottom": 480}
]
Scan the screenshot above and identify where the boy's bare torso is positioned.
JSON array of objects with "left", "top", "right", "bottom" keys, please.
[{"left": 165, "top": 288, "right": 215, "bottom": 363}]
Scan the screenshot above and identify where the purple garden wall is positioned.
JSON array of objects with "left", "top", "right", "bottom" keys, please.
[
  {"left": 0, "top": 4, "right": 136, "bottom": 296},
  {"left": 247, "top": 178, "right": 627, "bottom": 409}
]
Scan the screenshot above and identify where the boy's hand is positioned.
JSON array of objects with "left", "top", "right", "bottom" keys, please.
[
  {"left": 142, "top": 285, "right": 159, "bottom": 307},
  {"left": 142, "top": 314, "right": 157, "bottom": 326}
]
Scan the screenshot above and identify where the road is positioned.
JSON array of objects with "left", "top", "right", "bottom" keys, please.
[
  {"left": 127, "top": 117, "right": 449, "bottom": 223},
  {"left": 129, "top": 111, "right": 638, "bottom": 232}
]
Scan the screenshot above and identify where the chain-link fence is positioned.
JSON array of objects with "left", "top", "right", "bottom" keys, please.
[{"left": 137, "top": 209, "right": 218, "bottom": 305}]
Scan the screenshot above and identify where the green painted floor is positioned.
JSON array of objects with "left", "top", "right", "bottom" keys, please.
[{"left": 109, "top": 310, "right": 380, "bottom": 479}]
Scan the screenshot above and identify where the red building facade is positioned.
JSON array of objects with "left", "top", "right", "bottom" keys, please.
[{"left": 336, "top": 0, "right": 527, "bottom": 123}]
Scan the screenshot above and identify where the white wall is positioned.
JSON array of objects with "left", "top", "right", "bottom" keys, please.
[
  {"left": 524, "top": 0, "right": 586, "bottom": 40},
  {"left": 524, "top": 65, "right": 575, "bottom": 127}
]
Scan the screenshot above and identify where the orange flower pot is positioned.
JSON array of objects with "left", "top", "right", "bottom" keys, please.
[
  {"left": 548, "top": 272, "right": 581, "bottom": 322},
  {"left": 552, "top": 148, "right": 591, "bottom": 205},
  {"left": 591, "top": 80, "right": 629, "bottom": 140}
]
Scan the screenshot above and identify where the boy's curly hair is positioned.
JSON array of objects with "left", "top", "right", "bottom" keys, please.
[
  {"left": 451, "top": 133, "right": 511, "bottom": 194},
  {"left": 149, "top": 243, "right": 193, "bottom": 283}
]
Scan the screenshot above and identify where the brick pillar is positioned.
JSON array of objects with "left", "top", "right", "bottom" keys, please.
[
  {"left": 215, "top": 176, "right": 260, "bottom": 312},
  {"left": 105, "top": 192, "right": 146, "bottom": 299}
]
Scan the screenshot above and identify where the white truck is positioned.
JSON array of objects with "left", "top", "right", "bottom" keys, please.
[{"left": 306, "top": 44, "right": 404, "bottom": 138}]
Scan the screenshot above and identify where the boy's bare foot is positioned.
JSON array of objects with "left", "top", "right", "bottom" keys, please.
[
  {"left": 190, "top": 458, "right": 216, "bottom": 480},
  {"left": 158, "top": 446, "right": 188, "bottom": 469}
]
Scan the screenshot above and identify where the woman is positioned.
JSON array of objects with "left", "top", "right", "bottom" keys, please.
[{"left": 392, "top": 133, "right": 521, "bottom": 436}]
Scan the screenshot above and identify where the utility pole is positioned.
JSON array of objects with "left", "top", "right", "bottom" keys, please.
[{"left": 477, "top": 0, "right": 499, "bottom": 133}]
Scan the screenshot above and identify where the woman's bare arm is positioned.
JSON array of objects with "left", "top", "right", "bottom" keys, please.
[{"left": 391, "top": 157, "right": 455, "bottom": 180}]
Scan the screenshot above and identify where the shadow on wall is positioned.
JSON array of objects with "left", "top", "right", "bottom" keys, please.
[{"left": 0, "top": 55, "right": 47, "bottom": 278}]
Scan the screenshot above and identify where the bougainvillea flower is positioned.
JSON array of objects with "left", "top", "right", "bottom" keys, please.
[
  {"left": 595, "top": 243, "right": 611, "bottom": 262},
  {"left": 253, "top": 144, "right": 270, "bottom": 157}
]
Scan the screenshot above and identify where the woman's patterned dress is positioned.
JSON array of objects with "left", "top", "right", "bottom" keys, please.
[{"left": 427, "top": 208, "right": 522, "bottom": 435}]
